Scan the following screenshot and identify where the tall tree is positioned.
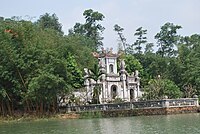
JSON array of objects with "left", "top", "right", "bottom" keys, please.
[
  {"left": 178, "top": 34, "right": 200, "bottom": 94},
  {"left": 70, "top": 9, "right": 105, "bottom": 50},
  {"left": 155, "top": 22, "right": 182, "bottom": 57},
  {"left": 114, "top": 24, "right": 127, "bottom": 54},
  {"left": 36, "top": 13, "right": 63, "bottom": 35},
  {"left": 144, "top": 43, "right": 154, "bottom": 54},
  {"left": 132, "top": 27, "right": 147, "bottom": 54}
]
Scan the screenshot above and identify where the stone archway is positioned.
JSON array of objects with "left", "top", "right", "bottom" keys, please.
[
  {"left": 130, "top": 89, "right": 134, "bottom": 101},
  {"left": 111, "top": 85, "right": 117, "bottom": 99}
]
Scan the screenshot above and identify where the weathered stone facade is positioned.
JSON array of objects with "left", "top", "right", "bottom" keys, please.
[{"left": 84, "top": 48, "right": 142, "bottom": 103}]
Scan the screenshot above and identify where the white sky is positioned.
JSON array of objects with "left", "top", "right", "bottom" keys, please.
[{"left": 1, "top": 0, "right": 200, "bottom": 51}]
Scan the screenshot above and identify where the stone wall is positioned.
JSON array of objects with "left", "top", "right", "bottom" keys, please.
[
  {"left": 78, "top": 106, "right": 199, "bottom": 118},
  {"left": 100, "top": 108, "right": 167, "bottom": 117},
  {"left": 166, "top": 106, "right": 198, "bottom": 114},
  {"left": 59, "top": 98, "right": 199, "bottom": 118},
  {"left": 61, "top": 98, "right": 199, "bottom": 113}
]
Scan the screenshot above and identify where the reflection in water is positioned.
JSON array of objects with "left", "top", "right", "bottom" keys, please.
[
  {"left": 0, "top": 113, "right": 200, "bottom": 134},
  {"left": 97, "top": 117, "right": 142, "bottom": 134}
]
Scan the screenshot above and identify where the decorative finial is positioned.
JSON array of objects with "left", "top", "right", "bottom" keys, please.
[
  {"left": 110, "top": 48, "right": 113, "bottom": 53},
  {"left": 101, "top": 47, "right": 105, "bottom": 53}
]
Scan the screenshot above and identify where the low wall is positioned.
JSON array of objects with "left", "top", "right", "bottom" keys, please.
[
  {"left": 166, "top": 106, "right": 198, "bottom": 114},
  {"left": 100, "top": 108, "right": 167, "bottom": 117},
  {"left": 79, "top": 106, "right": 199, "bottom": 118},
  {"left": 60, "top": 98, "right": 198, "bottom": 112},
  {"left": 59, "top": 98, "right": 199, "bottom": 117}
]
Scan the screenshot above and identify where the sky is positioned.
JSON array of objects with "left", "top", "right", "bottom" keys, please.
[{"left": 1, "top": 0, "right": 200, "bottom": 51}]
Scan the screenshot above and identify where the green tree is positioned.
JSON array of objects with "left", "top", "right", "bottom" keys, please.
[
  {"left": 28, "top": 71, "right": 67, "bottom": 113},
  {"left": 132, "top": 27, "right": 147, "bottom": 54},
  {"left": 0, "top": 18, "right": 31, "bottom": 115},
  {"left": 144, "top": 43, "right": 154, "bottom": 54},
  {"left": 114, "top": 24, "right": 127, "bottom": 54},
  {"left": 124, "top": 55, "right": 143, "bottom": 75},
  {"left": 70, "top": 9, "right": 105, "bottom": 50},
  {"left": 64, "top": 34, "right": 97, "bottom": 69},
  {"left": 87, "top": 64, "right": 104, "bottom": 104},
  {"left": 65, "top": 54, "right": 83, "bottom": 88},
  {"left": 143, "top": 78, "right": 182, "bottom": 100},
  {"left": 0, "top": 17, "right": 84, "bottom": 115},
  {"left": 178, "top": 34, "right": 200, "bottom": 95},
  {"left": 155, "top": 22, "right": 182, "bottom": 57},
  {"left": 36, "top": 13, "right": 63, "bottom": 35}
]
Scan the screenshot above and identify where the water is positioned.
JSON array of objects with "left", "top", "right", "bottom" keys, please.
[{"left": 1, "top": 113, "right": 200, "bottom": 134}]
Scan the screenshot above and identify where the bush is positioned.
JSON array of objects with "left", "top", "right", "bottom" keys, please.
[{"left": 143, "top": 78, "right": 182, "bottom": 100}]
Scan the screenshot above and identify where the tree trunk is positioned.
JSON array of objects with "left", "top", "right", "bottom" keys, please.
[
  {"left": 26, "top": 99, "right": 31, "bottom": 113},
  {"left": 40, "top": 102, "right": 43, "bottom": 115},
  {"left": 1, "top": 100, "right": 5, "bottom": 116},
  {"left": 6, "top": 100, "right": 12, "bottom": 115}
]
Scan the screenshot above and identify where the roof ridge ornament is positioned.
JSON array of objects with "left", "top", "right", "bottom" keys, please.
[{"left": 93, "top": 47, "right": 119, "bottom": 58}]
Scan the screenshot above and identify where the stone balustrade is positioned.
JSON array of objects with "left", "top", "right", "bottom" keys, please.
[{"left": 59, "top": 98, "right": 199, "bottom": 113}]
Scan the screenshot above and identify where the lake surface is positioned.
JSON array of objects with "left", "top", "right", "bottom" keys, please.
[{"left": 1, "top": 113, "right": 200, "bottom": 134}]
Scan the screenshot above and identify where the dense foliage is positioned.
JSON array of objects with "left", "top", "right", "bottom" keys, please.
[
  {"left": 0, "top": 13, "right": 96, "bottom": 116},
  {"left": 115, "top": 23, "right": 200, "bottom": 100},
  {"left": 143, "top": 78, "right": 182, "bottom": 100}
]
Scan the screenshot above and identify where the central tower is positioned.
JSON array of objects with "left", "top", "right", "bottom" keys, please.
[{"left": 87, "top": 48, "right": 142, "bottom": 103}]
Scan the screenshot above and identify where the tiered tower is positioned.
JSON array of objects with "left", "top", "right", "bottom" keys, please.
[{"left": 84, "top": 48, "right": 142, "bottom": 103}]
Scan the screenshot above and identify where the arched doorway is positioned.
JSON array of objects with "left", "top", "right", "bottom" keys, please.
[
  {"left": 130, "top": 89, "right": 134, "bottom": 101},
  {"left": 111, "top": 85, "right": 117, "bottom": 99}
]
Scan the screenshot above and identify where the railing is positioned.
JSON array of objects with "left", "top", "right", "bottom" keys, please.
[
  {"left": 167, "top": 98, "right": 198, "bottom": 107},
  {"left": 132, "top": 100, "right": 163, "bottom": 108},
  {"left": 59, "top": 98, "right": 199, "bottom": 112}
]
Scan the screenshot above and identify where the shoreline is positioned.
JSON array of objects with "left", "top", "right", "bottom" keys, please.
[
  {"left": 0, "top": 113, "right": 80, "bottom": 123},
  {"left": 1, "top": 106, "right": 199, "bottom": 122}
]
